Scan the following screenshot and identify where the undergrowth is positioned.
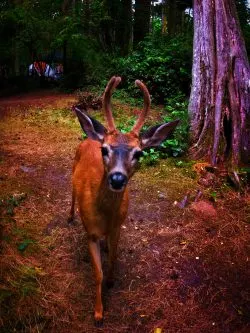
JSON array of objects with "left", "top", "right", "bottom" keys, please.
[
  {"left": 0, "top": 193, "right": 42, "bottom": 330},
  {"left": 115, "top": 34, "right": 192, "bottom": 104}
]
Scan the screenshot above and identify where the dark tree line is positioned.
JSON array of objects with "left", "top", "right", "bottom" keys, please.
[
  {"left": 1, "top": 1, "right": 249, "bottom": 77},
  {"left": 0, "top": 0, "right": 195, "bottom": 78}
]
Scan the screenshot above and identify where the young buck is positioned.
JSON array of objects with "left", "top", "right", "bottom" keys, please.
[{"left": 68, "top": 76, "right": 179, "bottom": 325}]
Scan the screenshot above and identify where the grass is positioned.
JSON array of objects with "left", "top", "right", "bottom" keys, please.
[{"left": 1, "top": 193, "right": 27, "bottom": 217}]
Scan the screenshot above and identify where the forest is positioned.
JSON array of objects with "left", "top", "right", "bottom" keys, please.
[{"left": 0, "top": 0, "right": 250, "bottom": 332}]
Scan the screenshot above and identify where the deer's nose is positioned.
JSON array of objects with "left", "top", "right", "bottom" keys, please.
[{"left": 108, "top": 172, "right": 128, "bottom": 190}]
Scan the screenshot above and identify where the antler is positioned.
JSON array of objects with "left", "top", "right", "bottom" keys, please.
[
  {"left": 103, "top": 76, "right": 121, "bottom": 132},
  {"left": 131, "top": 80, "right": 151, "bottom": 135}
]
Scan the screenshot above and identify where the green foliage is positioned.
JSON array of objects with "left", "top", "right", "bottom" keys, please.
[
  {"left": 162, "top": 94, "right": 189, "bottom": 157},
  {"left": 0, "top": 1, "right": 56, "bottom": 67},
  {"left": 141, "top": 148, "right": 160, "bottom": 166},
  {"left": 236, "top": 0, "right": 250, "bottom": 57},
  {"left": 209, "top": 191, "right": 218, "bottom": 202},
  {"left": 17, "top": 239, "right": 35, "bottom": 253},
  {"left": 173, "top": 159, "right": 197, "bottom": 179},
  {"left": 151, "top": 17, "right": 162, "bottom": 35},
  {"left": 9, "top": 265, "right": 40, "bottom": 297},
  {"left": 52, "top": 12, "right": 110, "bottom": 88},
  {"left": 139, "top": 94, "right": 189, "bottom": 166},
  {"left": 115, "top": 34, "right": 192, "bottom": 103},
  {"left": 0, "top": 193, "right": 27, "bottom": 217},
  {"left": 116, "top": 115, "right": 137, "bottom": 133},
  {"left": 238, "top": 167, "right": 250, "bottom": 187},
  {"left": 0, "top": 192, "right": 37, "bottom": 255},
  {"left": 0, "top": 0, "right": 111, "bottom": 90},
  {"left": 111, "top": 89, "right": 142, "bottom": 107}
]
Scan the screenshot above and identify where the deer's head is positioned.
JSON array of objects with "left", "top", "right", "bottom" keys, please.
[{"left": 74, "top": 76, "right": 179, "bottom": 192}]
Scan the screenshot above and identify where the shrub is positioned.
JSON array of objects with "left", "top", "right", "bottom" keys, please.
[
  {"left": 140, "top": 94, "right": 189, "bottom": 165},
  {"left": 161, "top": 93, "right": 189, "bottom": 157},
  {"left": 115, "top": 34, "right": 192, "bottom": 104}
]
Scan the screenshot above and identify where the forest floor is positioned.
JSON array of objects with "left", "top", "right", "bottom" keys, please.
[{"left": 0, "top": 91, "right": 250, "bottom": 333}]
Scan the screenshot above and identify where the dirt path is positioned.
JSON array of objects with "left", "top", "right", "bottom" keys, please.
[{"left": 0, "top": 92, "right": 249, "bottom": 333}]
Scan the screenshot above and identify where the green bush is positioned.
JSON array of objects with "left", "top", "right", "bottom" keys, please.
[
  {"left": 161, "top": 94, "right": 189, "bottom": 157},
  {"left": 140, "top": 94, "right": 189, "bottom": 165},
  {"left": 141, "top": 148, "right": 161, "bottom": 166},
  {"left": 115, "top": 35, "right": 192, "bottom": 104}
]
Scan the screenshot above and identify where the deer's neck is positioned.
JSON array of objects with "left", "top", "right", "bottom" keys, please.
[{"left": 96, "top": 174, "right": 126, "bottom": 210}]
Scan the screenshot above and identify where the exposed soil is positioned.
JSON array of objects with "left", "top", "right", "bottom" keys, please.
[{"left": 0, "top": 92, "right": 249, "bottom": 333}]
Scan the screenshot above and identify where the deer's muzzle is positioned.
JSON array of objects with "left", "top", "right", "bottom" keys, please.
[{"left": 108, "top": 172, "right": 128, "bottom": 191}]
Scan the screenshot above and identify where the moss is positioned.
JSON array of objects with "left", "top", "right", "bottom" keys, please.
[{"left": 134, "top": 159, "right": 197, "bottom": 203}]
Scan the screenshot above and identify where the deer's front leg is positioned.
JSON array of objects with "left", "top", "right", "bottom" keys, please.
[
  {"left": 88, "top": 237, "right": 103, "bottom": 326},
  {"left": 106, "top": 228, "right": 121, "bottom": 288}
]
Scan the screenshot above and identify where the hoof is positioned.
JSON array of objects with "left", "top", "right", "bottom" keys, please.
[
  {"left": 94, "top": 318, "right": 103, "bottom": 327},
  {"left": 106, "top": 278, "right": 114, "bottom": 289}
]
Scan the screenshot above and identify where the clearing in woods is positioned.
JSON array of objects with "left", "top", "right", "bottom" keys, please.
[{"left": 0, "top": 92, "right": 249, "bottom": 333}]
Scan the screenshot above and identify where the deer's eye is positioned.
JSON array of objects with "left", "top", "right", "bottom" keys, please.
[
  {"left": 133, "top": 150, "right": 143, "bottom": 160},
  {"left": 101, "top": 147, "right": 109, "bottom": 157}
]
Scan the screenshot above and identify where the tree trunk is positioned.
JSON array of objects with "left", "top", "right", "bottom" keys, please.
[
  {"left": 189, "top": 0, "right": 250, "bottom": 167},
  {"left": 99, "top": 0, "right": 119, "bottom": 52},
  {"left": 118, "top": 0, "right": 132, "bottom": 55},
  {"left": 133, "top": 0, "right": 151, "bottom": 45},
  {"left": 63, "top": 41, "right": 67, "bottom": 75},
  {"left": 162, "top": 0, "right": 167, "bottom": 34},
  {"left": 14, "top": 40, "right": 20, "bottom": 76},
  {"left": 167, "top": 0, "right": 178, "bottom": 35},
  {"left": 84, "top": 0, "right": 90, "bottom": 35},
  {"left": 164, "top": 0, "right": 192, "bottom": 36}
]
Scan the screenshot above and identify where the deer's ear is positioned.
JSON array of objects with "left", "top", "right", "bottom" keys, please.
[
  {"left": 140, "top": 120, "right": 180, "bottom": 149},
  {"left": 74, "top": 107, "right": 107, "bottom": 142}
]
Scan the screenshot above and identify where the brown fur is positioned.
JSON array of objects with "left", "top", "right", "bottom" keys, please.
[
  {"left": 69, "top": 136, "right": 134, "bottom": 325},
  {"left": 72, "top": 138, "right": 130, "bottom": 238},
  {"left": 105, "top": 131, "right": 139, "bottom": 146}
]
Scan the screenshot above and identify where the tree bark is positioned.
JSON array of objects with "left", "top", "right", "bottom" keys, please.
[
  {"left": 99, "top": 0, "right": 119, "bottom": 52},
  {"left": 118, "top": 0, "right": 132, "bottom": 55},
  {"left": 14, "top": 40, "right": 20, "bottom": 76},
  {"left": 189, "top": 0, "right": 250, "bottom": 167},
  {"left": 84, "top": 0, "right": 90, "bottom": 35},
  {"left": 162, "top": 0, "right": 167, "bottom": 34},
  {"left": 163, "top": 0, "right": 192, "bottom": 36},
  {"left": 167, "top": 0, "right": 178, "bottom": 35},
  {"left": 133, "top": 0, "right": 151, "bottom": 45}
]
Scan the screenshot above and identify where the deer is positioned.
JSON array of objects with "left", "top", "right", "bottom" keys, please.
[{"left": 68, "top": 76, "right": 179, "bottom": 326}]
